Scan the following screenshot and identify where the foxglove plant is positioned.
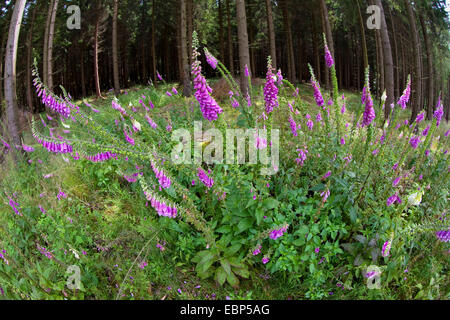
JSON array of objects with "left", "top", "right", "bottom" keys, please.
[
  {"left": 263, "top": 56, "right": 279, "bottom": 114},
  {"left": 191, "top": 34, "right": 223, "bottom": 121},
  {"left": 397, "top": 76, "right": 411, "bottom": 109}
]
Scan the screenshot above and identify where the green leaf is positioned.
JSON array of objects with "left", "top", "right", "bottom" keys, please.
[
  {"left": 232, "top": 266, "right": 249, "bottom": 278},
  {"left": 226, "top": 243, "right": 242, "bottom": 256},
  {"left": 262, "top": 198, "right": 279, "bottom": 210},
  {"left": 226, "top": 271, "right": 240, "bottom": 288},
  {"left": 220, "top": 259, "right": 232, "bottom": 275},
  {"left": 236, "top": 219, "right": 252, "bottom": 234},
  {"left": 349, "top": 206, "right": 358, "bottom": 224},
  {"left": 215, "top": 267, "right": 227, "bottom": 286}
]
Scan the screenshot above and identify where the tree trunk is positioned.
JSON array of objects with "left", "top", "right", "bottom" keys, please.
[
  {"left": 281, "top": 0, "right": 296, "bottom": 82},
  {"left": 4, "top": 0, "right": 27, "bottom": 154},
  {"left": 180, "top": 0, "right": 191, "bottom": 97},
  {"left": 47, "top": 0, "right": 59, "bottom": 91},
  {"left": 236, "top": 0, "right": 251, "bottom": 95},
  {"left": 152, "top": 0, "right": 157, "bottom": 85},
  {"left": 404, "top": 0, "right": 422, "bottom": 121},
  {"left": 80, "top": 43, "right": 87, "bottom": 97},
  {"left": 26, "top": 5, "right": 37, "bottom": 112},
  {"left": 94, "top": 12, "right": 102, "bottom": 98},
  {"left": 112, "top": 0, "right": 120, "bottom": 95},
  {"left": 226, "top": 0, "right": 234, "bottom": 74},
  {"left": 265, "top": 0, "right": 276, "bottom": 70},
  {"left": 419, "top": 13, "right": 434, "bottom": 120},
  {"left": 218, "top": 0, "right": 225, "bottom": 62},
  {"left": 374, "top": 0, "right": 394, "bottom": 120},
  {"left": 356, "top": 0, "right": 368, "bottom": 70},
  {"left": 319, "top": 3, "right": 329, "bottom": 90},
  {"left": 389, "top": 7, "right": 400, "bottom": 100},
  {"left": 187, "top": 0, "right": 193, "bottom": 70},
  {"left": 43, "top": 0, "right": 53, "bottom": 87},
  {"left": 375, "top": 29, "right": 384, "bottom": 99},
  {"left": 312, "top": 11, "right": 321, "bottom": 83}
]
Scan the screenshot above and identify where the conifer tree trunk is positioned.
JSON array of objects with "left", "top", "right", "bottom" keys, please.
[
  {"left": 4, "top": 0, "right": 27, "bottom": 154},
  {"left": 180, "top": 0, "right": 191, "bottom": 97},
  {"left": 47, "top": 0, "right": 59, "bottom": 91},
  {"left": 152, "top": 0, "right": 157, "bottom": 85},
  {"left": 236, "top": 0, "right": 251, "bottom": 95},
  {"left": 43, "top": 0, "right": 53, "bottom": 87},
  {"left": 187, "top": 0, "right": 193, "bottom": 69},
  {"left": 356, "top": 0, "right": 368, "bottom": 70},
  {"left": 218, "top": 0, "right": 225, "bottom": 63},
  {"left": 389, "top": 7, "right": 400, "bottom": 100},
  {"left": 94, "top": 8, "right": 102, "bottom": 98},
  {"left": 80, "top": 43, "right": 87, "bottom": 97},
  {"left": 226, "top": 0, "right": 234, "bottom": 75},
  {"left": 419, "top": 13, "right": 434, "bottom": 120},
  {"left": 374, "top": 0, "right": 394, "bottom": 119},
  {"left": 375, "top": 30, "right": 384, "bottom": 99},
  {"left": 112, "top": 0, "right": 120, "bottom": 95},
  {"left": 404, "top": 0, "right": 422, "bottom": 121},
  {"left": 281, "top": 0, "right": 296, "bottom": 82},
  {"left": 26, "top": 5, "right": 37, "bottom": 112},
  {"left": 265, "top": 0, "right": 276, "bottom": 70}
]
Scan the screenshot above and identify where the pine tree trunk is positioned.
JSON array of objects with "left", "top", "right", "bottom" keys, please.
[
  {"left": 80, "top": 43, "right": 87, "bottom": 97},
  {"left": 180, "top": 0, "right": 191, "bottom": 97},
  {"left": 375, "top": 30, "right": 385, "bottom": 99},
  {"left": 312, "top": 11, "right": 321, "bottom": 83},
  {"left": 374, "top": 0, "right": 394, "bottom": 120},
  {"left": 47, "top": 0, "right": 59, "bottom": 91},
  {"left": 152, "top": 0, "right": 157, "bottom": 85},
  {"left": 226, "top": 0, "right": 234, "bottom": 75},
  {"left": 265, "top": 0, "right": 276, "bottom": 70},
  {"left": 218, "top": 0, "right": 225, "bottom": 62},
  {"left": 187, "top": 0, "right": 193, "bottom": 69},
  {"left": 94, "top": 13, "right": 102, "bottom": 98},
  {"left": 4, "top": 0, "right": 27, "bottom": 154},
  {"left": 419, "top": 13, "right": 434, "bottom": 120},
  {"left": 236, "top": 0, "right": 251, "bottom": 95},
  {"left": 319, "top": 3, "right": 329, "bottom": 90},
  {"left": 112, "top": 0, "right": 120, "bottom": 95},
  {"left": 389, "top": 8, "right": 400, "bottom": 100},
  {"left": 26, "top": 5, "right": 37, "bottom": 113},
  {"left": 43, "top": 0, "right": 53, "bottom": 87},
  {"left": 404, "top": 0, "right": 422, "bottom": 121},
  {"left": 356, "top": 0, "right": 368, "bottom": 70},
  {"left": 281, "top": 0, "right": 296, "bottom": 82}
]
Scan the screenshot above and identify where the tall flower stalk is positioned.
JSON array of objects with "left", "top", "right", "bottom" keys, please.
[{"left": 191, "top": 32, "right": 223, "bottom": 122}]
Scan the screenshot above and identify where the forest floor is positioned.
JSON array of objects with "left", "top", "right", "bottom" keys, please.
[{"left": 0, "top": 82, "right": 448, "bottom": 300}]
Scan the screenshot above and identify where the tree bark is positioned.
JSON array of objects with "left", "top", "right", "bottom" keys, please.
[
  {"left": 112, "top": 0, "right": 120, "bottom": 95},
  {"left": 403, "top": 0, "right": 422, "bottom": 121},
  {"left": 356, "top": 0, "right": 368, "bottom": 70},
  {"left": 4, "top": 0, "right": 27, "bottom": 154},
  {"left": 374, "top": 0, "right": 394, "bottom": 120},
  {"left": 319, "top": 3, "right": 329, "bottom": 89},
  {"left": 236, "top": 0, "right": 251, "bottom": 95},
  {"left": 388, "top": 7, "right": 400, "bottom": 100},
  {"left": 47, "top": 0, "right": 59, "bottom": 91},
  {"left": 218, "top": 0, "right": 225, "bottom": 63},
  {"left": 180, "top": 0, "right": 191, "bottom": 97},
  {"left": 265, "top": 0, "right": 276, "bottom": 70},
  {"left": 419, "top": 13, "right": 434, "bottom": 120},
  {"left": 26, "top": 5, "right": 37, "bottom": 112},
  {"left": 187, "top": 0, "right": 193, "bottom": 69},
  {"left": 152, "top": 0, "right": 157, "bottom": 85},
  {"left": 375, "top": 29, "right": 384, "bottom": 99},
  {"left": 281, "top": 0, "right": 296, "bottom": 82},
  {"left": 226, "top": 0, "right": 234, "bottom": 74},
  {"left": 80, "top": 43, "right": 87, "bottom": 97},
  {"left": 43, "top": 0, "right": 53, "bottom": 87},
  {"left": 94, "top": 8, "right": 102, "bottom": 98}
]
